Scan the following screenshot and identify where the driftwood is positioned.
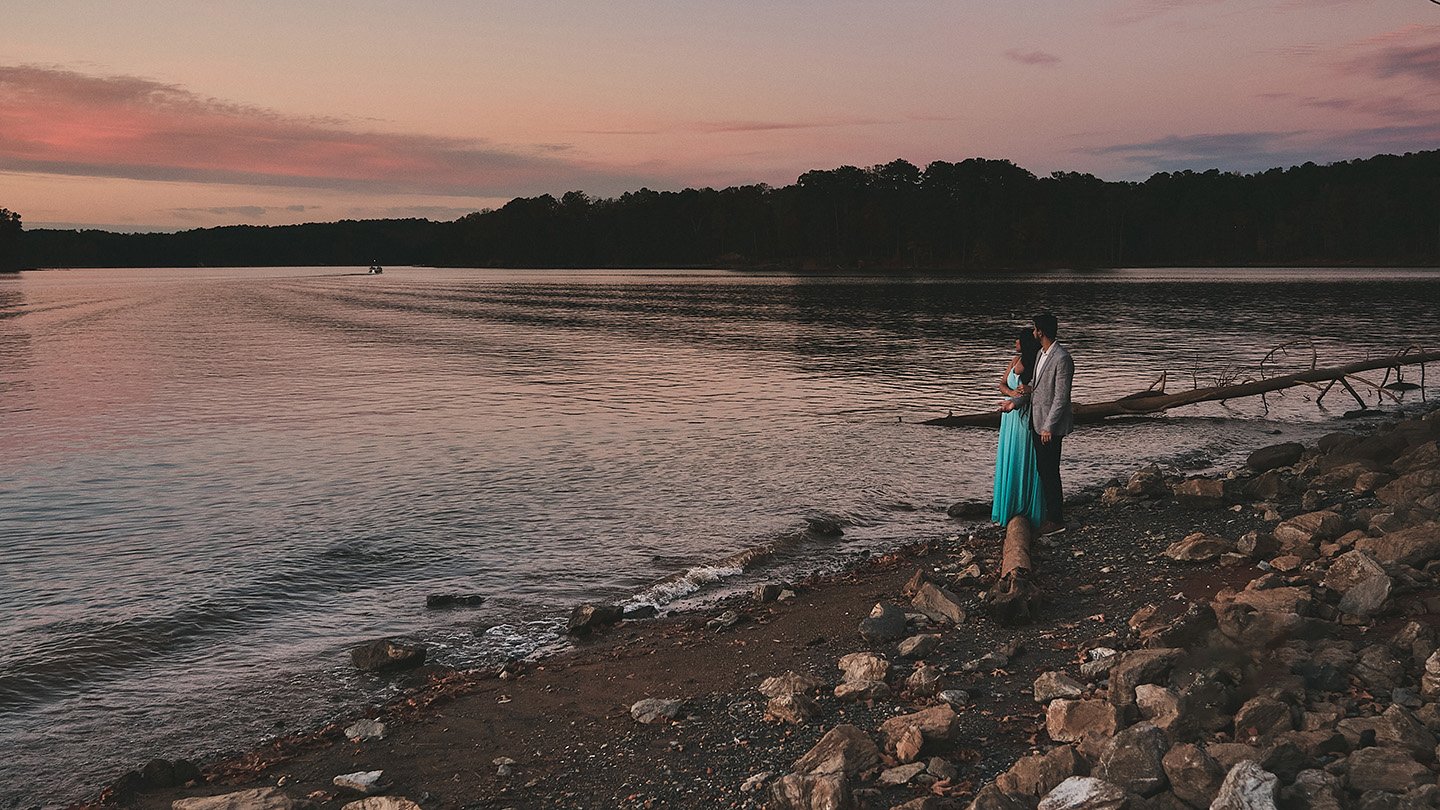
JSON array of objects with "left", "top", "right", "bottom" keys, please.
[
  {"left": 985, "top": 516, "right": 1040, "bottom": 623},
  {"left": 925, "top": 349, "right": 1439, "bottom": 429}
]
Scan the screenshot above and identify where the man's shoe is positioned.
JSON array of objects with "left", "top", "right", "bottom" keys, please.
[{"left": 1040, "top": 521, "right": 1067, "bottom": 536}]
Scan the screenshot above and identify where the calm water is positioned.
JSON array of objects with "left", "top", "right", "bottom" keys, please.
[{"left": 2, "top": 266, "right": 1438, "bottom": 805}]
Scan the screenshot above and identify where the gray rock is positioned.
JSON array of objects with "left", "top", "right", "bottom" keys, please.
[
  {"left": 1162, "top": 744, "right": 1224, "bottom": 809},
  {"left": 630, "top": 697, "right": 683, "bottom": 724},
  {"left": 172, "top": 789, "right": 304, "bottom": 810},
  {"left": 1035, "top": 671, "right": 1086, "bottom": 703},
  {"left": 350, "top": 639, "right": 426, "bottom": 672},
  {"left": 1037, "top": 776, "right": 1129, "bottom": 810},
  {"left": 880, "top": 762, "right": 928, "bottom": 785},
  {"left": 912, "top": 582, "right": 967, "bottom": 625},
  {"left": 1128, "top": 466, "right": 1171, "bottom": 498},
  {"left": 1098, "top": 721, "right": 1171, "bottom": 796},
  {"left": 938, "top": 689, "right": 972, "bottom": 708},
  {"left": 707, "top": 609, "right": 742, "bottom": 630},
  {"left": 344, "top": 719, "right": 387, "bottom": 742},
  {"left": 333, "top": 771, "right": 387, "bottom": 796},
  {"left": 1277, "top": 770, "right": 1342, "bottom": 810},
  {"left": 1209, "top": 761, "right": 1277, "bottom": 810},
  {"left": 929, "top": 756, "right": 959, "bottom": 782},
  {"left": 1165, "top": 533, "right": 1233, "bottom": 562},
  {"left": 898, "top": 634, "right": 942, "bottom": 659},
  {"left": 858, "top": 602, "right": 908, "bottom": 642},
  {"left": 971, "top": 784, "right": 1040, "bottom": 810},
  {"left": 1326, "top": 550, "right": 1393, "bottom": 617}
]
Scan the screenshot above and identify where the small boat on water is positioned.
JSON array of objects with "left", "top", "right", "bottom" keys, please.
[{"left": 368, "top": 263, "right": 383, "bottom": 274}]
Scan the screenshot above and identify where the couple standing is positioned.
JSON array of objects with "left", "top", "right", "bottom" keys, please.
[{"left": 991, "top": 313, "right": 1073, "bottom": 535}]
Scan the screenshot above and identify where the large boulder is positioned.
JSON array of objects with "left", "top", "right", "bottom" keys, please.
[
  {"left": 1174, "top": 478, "right": 1228, "bottom": 509},
  {"left": 879, "top": 705, "right": 959, "bottom": 760},
  {"left": 1127, "top": 466, "right": 1170, "bottom": 498},
  {"left": 1273, "top": 511, "right": 1347, "bottom": 548},
  {"left": 1109, "top": 648, "right": 1185, "bottom": 707},
  {"left": 1035, "top": 671, "right": 1086, "bottom": 703},
  {"left": 768, "top": 773, "right": 853, "bottom": 810},
  {"left": 1248, "top": 443, "right": 1304, "bottom": 473},
  {"left": 837, "top": 652, "right": 888, "bottom": 683},
  {"left": 998, "top": 746, "right": 1087, "bottom": 798},
  {"left": 1161, "top": 744, "right": 1224, "bottom": 809},
  {"left": 1356, "top": 522, "right": 1440, "bottom": 567},
  {"left": 1277, "top": 770, "right": 1343, "bottom": 810},
  {"left": 791, "top": 724, "right": 882, "bottom": 778},
  {"left": 858, "top": 602, "right": 908, "bottom": 642},
  {"left": 767, "top": 693, "right": 822, "bottom": 724},
  {"left": 1097, "top": 722, "right": 1170, "bottom": 796},
  {"left": 1210, "top": 761, "right": 1278, "bottom": 810},
  {"left": 172, "top": 789, "right": 304, "bottom": 810},
  {"left": 1165, "top": 533, "right": 1234, "bottom": 563},
  {"left": 350, "top": 638, "right": 426, "bottom": 671},
  {"left": 1377, "top": 470, "right": 1440, "bottom": 512},
  {"left": 912, "top": 582, "right": 967, "bottom": 625},
  {"left": 566, "top": 603, "right": 622, "bottom": 636},
  {"left": 1325, "top": 551, "right": 1392, "bottom": 617},
  {"left": 1037, "top": 776, "right": 1129, "bottom": 810},
  {"left": 1047, "top": 699, "right": 1122, "bottom": 743},
  {"left": 1345, "top": 747, "right": 1431, "bottom": 793},
  {"left": 760, "top": 671, "right": 826, "bottom": 698}
]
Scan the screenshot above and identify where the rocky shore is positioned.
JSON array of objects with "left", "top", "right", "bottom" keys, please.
[{"left": 89, "top": 406, "right": 1440, "bottom": 810}]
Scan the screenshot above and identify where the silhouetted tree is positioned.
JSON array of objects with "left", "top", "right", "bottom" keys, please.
[
  {"left": 16, "top": 149, "right": 1440, "bottom": 270},
  {"left": 0, "top": 208, "right": 21, "bottom": 271}
]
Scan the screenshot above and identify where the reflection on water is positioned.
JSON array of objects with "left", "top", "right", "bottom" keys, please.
[{"left": 1, "top": 266, "right": 1437, "bottom": 805}]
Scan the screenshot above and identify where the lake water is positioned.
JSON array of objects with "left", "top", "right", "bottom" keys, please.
[{"left": 2, "top": 266, "right": 1438, "bottom": 806}]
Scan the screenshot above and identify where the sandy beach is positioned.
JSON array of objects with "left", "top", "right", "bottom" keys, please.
[{"left": 79, "top": 403, "right": 1440, "bottom": 810}]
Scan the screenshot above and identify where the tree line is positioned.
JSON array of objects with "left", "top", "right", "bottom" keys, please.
[{"left": 5, "top": 150, "right": 1440, "bottom": 271}]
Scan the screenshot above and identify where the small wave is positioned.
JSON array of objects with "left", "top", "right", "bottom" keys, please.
[{"left": 627, "top": 564, "right": 745, "bottom": 608}]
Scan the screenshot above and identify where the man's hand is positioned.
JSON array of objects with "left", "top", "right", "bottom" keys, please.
[
  {"left": 1040, "top": 430, "right": 1053, "bottom": 444},
  {"left": 999, "top": 400, "right": 1016, "bottom": 412}
]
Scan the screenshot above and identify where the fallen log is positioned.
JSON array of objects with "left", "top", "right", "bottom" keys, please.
[
  {"left": 924, "top": 349, "right": 1439, "bottom": 428},
  {"left": 986, "top": 516, "right": 1041, "bottom": 623}
]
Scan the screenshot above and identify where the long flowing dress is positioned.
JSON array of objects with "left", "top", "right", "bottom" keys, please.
[{"left": 991, "top": 369, "right": 1047, "bottom": 526}]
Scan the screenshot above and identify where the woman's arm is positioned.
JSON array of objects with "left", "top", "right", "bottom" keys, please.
[{"left": 997, "top": 358, "right": 1020, "bottom": 396}]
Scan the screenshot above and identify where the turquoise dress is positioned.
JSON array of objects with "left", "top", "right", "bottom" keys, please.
[{"left": 991, "top": 369, "right": 1047, "bottom": 526}]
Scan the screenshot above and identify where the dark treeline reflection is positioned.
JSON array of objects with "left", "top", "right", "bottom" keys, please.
[{"left": 11, "top": 150, "right": 1440, "bottom": 270}]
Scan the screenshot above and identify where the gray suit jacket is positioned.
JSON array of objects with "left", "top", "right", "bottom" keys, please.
[{"left": 1029, "top": 342, "right": 1074, "bottom": 437}]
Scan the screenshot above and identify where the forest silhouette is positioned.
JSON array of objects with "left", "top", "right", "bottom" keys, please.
[{"left": 5, "top": 149, "right": 1439, "bottom": 271}]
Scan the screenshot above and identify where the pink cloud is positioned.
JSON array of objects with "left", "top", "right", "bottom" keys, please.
[
  {"left": 1004, "top": 49, "right": 1061, "bottom": 67},
  {"left": 0, "top": 65, "right": 662, "bottom": 196},
  {"left": 1345, "top": 24, "right": 1440, "bottom": 83}
]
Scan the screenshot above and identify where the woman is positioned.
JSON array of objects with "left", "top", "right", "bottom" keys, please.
[{"left": 991, "top": 327, "right": 1047, "bottom": 527}]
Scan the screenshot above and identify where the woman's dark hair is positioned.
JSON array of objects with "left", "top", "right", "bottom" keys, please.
[{"left": 1016, "top": 327, "right": 1041, "bottom": 385}]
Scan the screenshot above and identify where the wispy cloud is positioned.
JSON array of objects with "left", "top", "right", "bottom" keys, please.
[
  {"left": 169, "top": 204, "right": 318, "bottom": 220},
  {"left": 0, "top": 64, "right": 664, "bottom": 197},
  {"left": 1081, "top": 124, "right": 1440, "bottom": 175},
  {"left": 1345, "top": 24, "right": 1440, "bottom": 83},
  {"left": 1004, "top": 49, "right": 1061, "bottom": 67},
  {"left": 571, "top": 117, "right": 886, "bottom": 136}
]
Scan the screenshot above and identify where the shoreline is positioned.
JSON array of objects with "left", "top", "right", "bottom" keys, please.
[{"left": 81, "top": 402, "right": 1440, "bottom": 809}]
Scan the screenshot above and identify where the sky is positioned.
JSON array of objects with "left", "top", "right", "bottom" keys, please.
[{"left": 2, "top": 0, "right": 1439, "bottom": 231}]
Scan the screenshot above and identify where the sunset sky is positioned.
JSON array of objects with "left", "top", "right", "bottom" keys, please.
[{"left": 3, "top": 1, "right": 1438, "bottom": 231}]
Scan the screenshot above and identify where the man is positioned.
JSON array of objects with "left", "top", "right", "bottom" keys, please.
[{"left": 1028, "top": 312, "right": 1073, "bottom": 535}]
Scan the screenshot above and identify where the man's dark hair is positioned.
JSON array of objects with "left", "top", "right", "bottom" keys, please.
[{"left": 1033, "top": 312, "right": 1058, "bottom": 340}]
